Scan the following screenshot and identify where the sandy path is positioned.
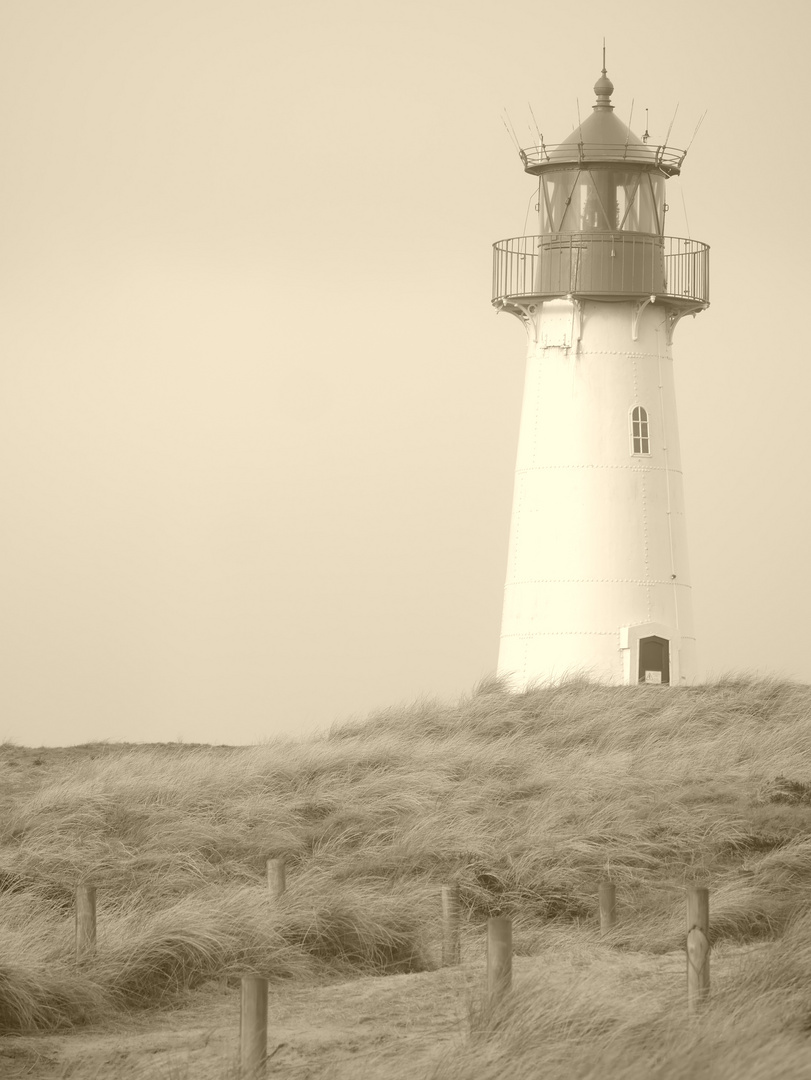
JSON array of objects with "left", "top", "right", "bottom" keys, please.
[
  {"left": 0, "top": 963, "right": 478, "bottom": 1079},
  {"left": 0, "top": 943, "right": 763, "bottom": 1079}
]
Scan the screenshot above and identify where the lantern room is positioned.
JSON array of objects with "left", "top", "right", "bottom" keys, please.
[{"left": 492, "top": 68, "right": 709, "bottom": 308}]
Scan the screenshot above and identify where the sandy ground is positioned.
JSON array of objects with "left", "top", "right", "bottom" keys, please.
[
  {"left": 1, "top": 963, "right": 475, "bottom": 1079},
  {"left": 0, "top": 943, "right": 740, "bottom": 1080}
]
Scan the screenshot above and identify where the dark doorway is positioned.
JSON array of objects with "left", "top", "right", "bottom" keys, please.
[{"left": 638, "top": 636, "right": 670, "bottom": 685}]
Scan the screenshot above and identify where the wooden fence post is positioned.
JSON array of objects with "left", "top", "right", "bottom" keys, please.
[
  {"left": 266, "top": 859, "right": 286, "bottom": 899},
  {"left": 686, "top": 887, "right": 710, "bottom": 1011},
  {"left": 599, "top": 880, "right": 616, "bottom": 934},
  {"left": 487, "top": 916, "right": 512, "bottom": 1001},
  {"left": 75, "top": 885, "right": 97, "bottom": 963},
  {"left": 240, "top": 976, "right": 268, "bottom": 1078},
  {"left": 441, "top": 884, "right": 461, "bottom": 966}
]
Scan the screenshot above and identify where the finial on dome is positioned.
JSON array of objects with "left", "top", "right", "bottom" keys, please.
[{"left": 593, "top": 42, "right": 614, "bottom": 109}]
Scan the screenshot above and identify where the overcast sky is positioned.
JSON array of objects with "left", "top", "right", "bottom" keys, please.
[{"left": 0, "top": 0, "right": 808, "bottom": 746}]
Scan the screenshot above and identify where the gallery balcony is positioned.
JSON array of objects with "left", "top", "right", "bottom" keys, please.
[{"left": 492, "top": 233, "right": 709, "bottom": 308}]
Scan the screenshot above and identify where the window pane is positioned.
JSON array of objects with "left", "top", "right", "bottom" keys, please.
[
  {"left": 579, "top": 171, "right": 613, "bottom": 230},
  {"left": 631, "top": 406, "right": 650, "bottom": 456},
  {"left": 540, "top": 178, "right": 554, "bottom": 233},
  {"left": 541, "top": 169, "right": 581, "bottom": 233},
  {"left": 539, "top": 169, "right": 666, "bottom": 236}
]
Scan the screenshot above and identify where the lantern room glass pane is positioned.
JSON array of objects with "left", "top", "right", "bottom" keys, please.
[{"left": 540, "top": 169, "right": 665, "bottom": 235}]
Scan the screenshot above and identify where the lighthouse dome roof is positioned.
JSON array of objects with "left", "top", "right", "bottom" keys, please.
[
  {"left": 519, "top": 69, "right": 685, "bottom": 177},
  {"left": 559, "top": 69, "right": 645, "bottom": 157},
  {"left": 560, "top": 99, "right": 644, "bottom": 152}
]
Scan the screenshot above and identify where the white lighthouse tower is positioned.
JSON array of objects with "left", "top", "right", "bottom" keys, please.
[{"left": 493, "top": 65, "right": 709, "bottom": 689}]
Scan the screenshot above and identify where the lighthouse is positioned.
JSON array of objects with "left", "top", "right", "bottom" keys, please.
[{"left": 493, "top": 65, "right": 709, "bottom": 689}]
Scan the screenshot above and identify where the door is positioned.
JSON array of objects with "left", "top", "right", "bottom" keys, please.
[{"left": 638, "top": 636, "right": 670, "bottom": 685}]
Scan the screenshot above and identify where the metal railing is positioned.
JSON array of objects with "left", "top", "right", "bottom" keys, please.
[
  {"left": 492, "top": 233, "right": 709, "bottom": 306},
  {"left": 519, "top": 142, "right": 686, "bottom": 174}
]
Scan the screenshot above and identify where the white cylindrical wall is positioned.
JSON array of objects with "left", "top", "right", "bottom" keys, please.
[{"left": 497, "top": 298, "right": 695, "bottom": 688}]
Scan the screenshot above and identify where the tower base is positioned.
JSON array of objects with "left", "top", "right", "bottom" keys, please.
[{"left": 498, "top": 621, "right": 695, "bottom": 690}]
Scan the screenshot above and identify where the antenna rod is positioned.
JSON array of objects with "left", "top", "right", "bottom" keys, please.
[
  {"left": 624, "top": 98, "right": 634, "bottom": 151},
  {"left": 663, "top": 102, "right": 679, "bottom": 148},
  {"left": 602, "top": 37, "right": 606, "bottom": 72},
  {"left": 504, "top": 108, "right": 521, "bottom": 149},
  {"left": 500, "top": 111, "right": 521, "bottom": 152},
  {"left": 684, "top": 109, "right": 708, "bottom": 154},
  {"left": 529, "top": 102, "right": 542, "bottom": 143}
]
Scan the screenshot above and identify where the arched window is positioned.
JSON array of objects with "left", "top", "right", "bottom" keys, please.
[{"left": 631, "top": 406, "right": 650, "bottom": 455}]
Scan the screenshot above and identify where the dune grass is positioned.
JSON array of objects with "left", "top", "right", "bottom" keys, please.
[
  {"left": 2, "top": 675, "right": 811, "bottom": 1074},
  {"left": 430, "top": 911, "right": 811, "bottom": 1080}
]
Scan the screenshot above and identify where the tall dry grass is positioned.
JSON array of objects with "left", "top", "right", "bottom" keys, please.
[
  {"left": 2, "top": 675, "right": 811, "bottom": 1052},
  {"left": 430, "top": 909, "right": 811, "bottom": 1080}
]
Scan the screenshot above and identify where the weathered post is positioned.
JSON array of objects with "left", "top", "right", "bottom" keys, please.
[
  {"left": 75, "top": 885, "right": 97, "bottom": 963},
  {"left": 441, "top": 884, "right": 461, "bottom": 966},
  {"left": 487, "top": 917, "right": 512, "bottom": 1001},
  {"left": 266, "top": 858, "right": 286, "bottom": 899},
  {"left": 686, "top": 887, "right": 710, "bottom": 1011},
  {"left": 240, "top": 976, "right": 268, "bottom": 1078},
  {"left": 599, "top": 879, "right": 616, "bottom": 934}
]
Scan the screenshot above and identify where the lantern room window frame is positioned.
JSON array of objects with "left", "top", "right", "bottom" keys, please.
[
  {"left": 630, "top": 405, "right": 650, "bottom": 456},
  {"left": 539, "top": 167, "right": 666, "bottom": 236}
]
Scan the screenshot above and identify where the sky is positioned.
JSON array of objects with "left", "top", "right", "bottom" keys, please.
[{"left": 0, "top": 0, "right": 808, "bottom": 746}]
